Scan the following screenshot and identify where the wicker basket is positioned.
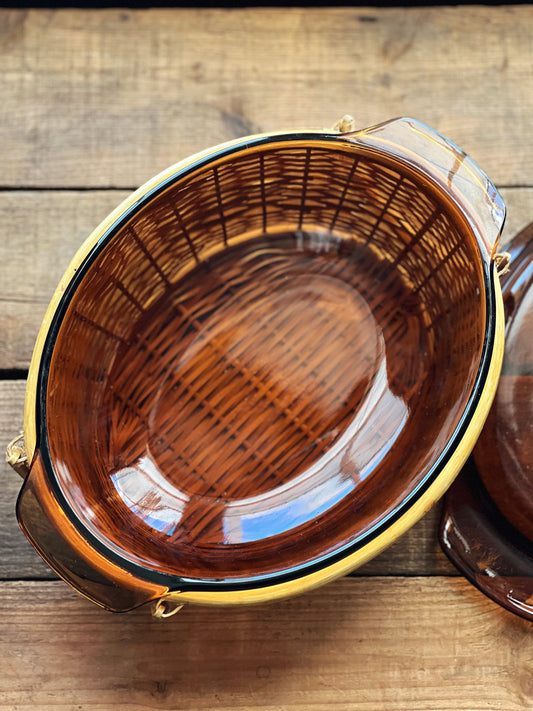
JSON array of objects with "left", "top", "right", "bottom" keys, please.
[{"left": 9, "top": 117, "right": 506, "bottom": 614}]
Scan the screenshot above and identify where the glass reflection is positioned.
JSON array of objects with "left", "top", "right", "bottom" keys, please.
[
  {"left": 111, "top": 454, "right": 188, "bottom": 536},
  {"left": 222, "top": 358, "right": 408, "bottom": 544}
]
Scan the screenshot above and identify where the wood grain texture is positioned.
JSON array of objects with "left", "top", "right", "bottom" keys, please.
[
  {"left": 0, "top": 7, "right": 532, "bottom": 188},
  {"left": 1, "top": 186, "right": 530, "bottom": 371},
  {"left": 0, "top": 381, "right": 52, "bottom": 578},
  {"left": 0, "top": 380, "right": 455, "bottom": 579},
  {"left": 0, "top": 578, "right": 531, "bottom": 711},
  {"left": 0, "top": 190, "right": 126, "bottom": 370}
]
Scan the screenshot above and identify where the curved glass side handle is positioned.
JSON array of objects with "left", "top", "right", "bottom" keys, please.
[
  {"left": 15, "top": 449, "right": 169, "bottom": 613},
  {"left": 341, "top": 117, "right": 506, "bottom": 258}
]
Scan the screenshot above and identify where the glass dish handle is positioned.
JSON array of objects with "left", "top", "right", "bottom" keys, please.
[
  {"left": 9, "top": 443, "right": 169, "bottom": 613},
  {"left": 337, "top": 116, "right": 506, "bottom": 258}
]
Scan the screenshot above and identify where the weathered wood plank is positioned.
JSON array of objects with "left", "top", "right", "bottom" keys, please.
[
  {"left": 1, "top": 186, "right": 529, "bottom": 577},
  {"left": 0, "top": 381, "right": 52, "bottom": 578},
  {"left": 0, "top": 578, "right": 531, "bottom": 710},
  {"left": 0, "top": 380, "right": 455, "bottom": 579},
  {"left": 0, "top": 186, "right": 530, "bottom": 371},
  {"left": 0, "top": 7, "right": 532, "bottom": 188},
  {"left": 0, "top": 190, "right": 125, "bottom": 370}
]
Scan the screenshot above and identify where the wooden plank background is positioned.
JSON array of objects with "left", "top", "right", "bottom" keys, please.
[
  {"left": 1, "top": 578, "right": 531, "bottom": 711},
  {"left": 1, "top": 6, "right": 532, "bottom": 710}
]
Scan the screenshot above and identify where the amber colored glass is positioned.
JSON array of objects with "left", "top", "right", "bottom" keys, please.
[
  {"left": 17, "top": 450, "right": 167, "bottom": 611},
  {"left": 441, "top": 222, "right": 533, "bottom": 621},
  {"left": 15, "top": 120, "right": 504, "bottom": 610},
  {"left": 474, "top": 228, "right": 533, "bottom": 538},
  {"left": 40, "top": 141, "right": 487, "bottom": 575}
]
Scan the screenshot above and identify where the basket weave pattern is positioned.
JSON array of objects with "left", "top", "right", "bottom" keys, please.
[{"left": 45, "top": 140, "right": 485, "bottom": 579}]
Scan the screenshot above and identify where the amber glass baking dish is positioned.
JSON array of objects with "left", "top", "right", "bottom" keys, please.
[{"left": 8, "top": 117, "right": 506, "bottom": 614}]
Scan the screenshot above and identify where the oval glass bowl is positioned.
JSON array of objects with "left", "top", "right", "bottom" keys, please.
[{"left": 11, "top": 118, "right": 506, "bottom": 612}]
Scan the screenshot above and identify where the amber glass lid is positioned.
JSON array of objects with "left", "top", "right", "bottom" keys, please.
[{"left": 440, "top": 222, "right": 533, "bottom": 621}]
